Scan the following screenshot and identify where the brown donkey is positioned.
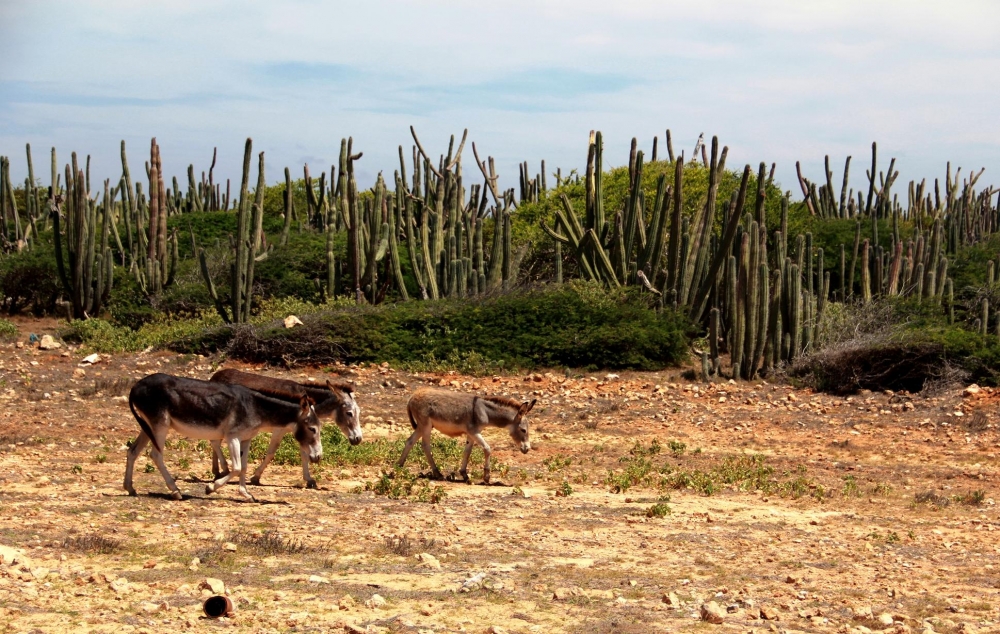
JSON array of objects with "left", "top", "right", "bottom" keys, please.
[
  {"left": 398, "top": 388, "right": 536, "bottom": 483},
  {"left": 209, "top": 369, "right": 361, "bottom": 488}
]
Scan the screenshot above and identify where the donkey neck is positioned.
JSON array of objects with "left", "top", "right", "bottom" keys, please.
[
  {"left": 250, "top": 392, "right": 304, "bottom": 427},
  {"left": 479, "top": 398, "right": 519, "bottom": 428}
]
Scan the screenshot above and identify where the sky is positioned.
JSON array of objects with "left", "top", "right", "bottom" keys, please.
[{"left": 1, "top": 0, "right": 999, "bottom": 200}]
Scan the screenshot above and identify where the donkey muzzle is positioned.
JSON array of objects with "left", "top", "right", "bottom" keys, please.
[
  {"left": 349, "top": 435, "right": 362, "bottom": 446},
  {"left": 520, "top": 442, "right": 531, "bottom": 454}
]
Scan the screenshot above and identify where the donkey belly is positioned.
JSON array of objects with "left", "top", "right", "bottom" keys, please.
[
  {"left": 168, "top": 418, "right": 228, "bottom": 441},
  {"left": 431, "top": 420, "right": 468, "bottom": 438}
]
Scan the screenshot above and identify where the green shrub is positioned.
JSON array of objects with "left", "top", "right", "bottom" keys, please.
[
  {"left": 0, "top": 319, "right": 17, "bottom": 341},
  {"left": 0, "top": 231, "right": 62, "bottom": 315},
  {"left": 186, "top": 282, "right": 688, "bottom": 371}
]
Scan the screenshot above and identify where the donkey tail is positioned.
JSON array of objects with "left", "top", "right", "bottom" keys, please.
[
  {"left": 128, "top": 392, "right": 161, "bottom": 453},
  {"left": 408, "top": 404, "right": 418, "bottom": 430}
]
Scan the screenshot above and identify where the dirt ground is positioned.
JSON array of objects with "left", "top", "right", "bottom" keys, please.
[{"left": 1, "top": 318, "right": 999, "bottom": 634}]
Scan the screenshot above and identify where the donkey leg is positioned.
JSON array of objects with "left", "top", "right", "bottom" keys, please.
[
  {"left": 420, "top": 429, "right": 443, "bottom": 479},
  {"left": 123, "top": 433, "right": 150, "bottom": 496},
  {"left": 459, "top": 438, "right": 475, "bottom": 483},
  {"left": 397, "top": 430, "right": 420, "bottom": 469},
  {"left": 251, "top": 432, "right": 283, "bottom": 486},
  {"left": 206, "top": 440, "right": 236, "bottom": 495},
  {"left": 230, "top": 438, "right": 255, "bottom": 501},
  {"left": 149, "top": 442, "right": 182, "bottom": 500},
  {"left": 471, "top": 432, "right": 492, "bottom": 484},
  {"left": 211, "top": 440, "right": 229, "bottom": 478},
  {"left": 298, "top": 446, "right": 317, "bottom": 489}
]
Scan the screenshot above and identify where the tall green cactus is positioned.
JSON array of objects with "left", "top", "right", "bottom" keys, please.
[{"left": 50, "top": 154, "right": 113, "bottom": 319}]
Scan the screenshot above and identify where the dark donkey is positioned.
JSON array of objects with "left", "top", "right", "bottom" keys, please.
[
  {"left": 124, "top": 373, "right": 322, "bottom": 501},
  {"left": 209, "top": 369, "right": 361, "bottom": 488},
  {"left": 398, "top": 388, "right": 536, "bottom": 483}
]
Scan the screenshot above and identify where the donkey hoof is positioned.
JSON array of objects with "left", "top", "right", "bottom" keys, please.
[
  {"left": 459, "top": 471, "right": 470, "bottom": 483},
  {"left": 205, "top": 484, "right": 216, "bottom": 495},
  {"left": 431, "top": 471, "right": 444, "bottom": 481},
  {"left": 250, "top": 477, "right": 262, "bottom": 486},
  {"left": 305, "top": 480, "right": 318, "bottom": 489},
  {"left": 125, "top": 487, "right": 136, "bottom": 496},
  {"left": 171, "top": 491, "right": 183, "bottom": 501}
]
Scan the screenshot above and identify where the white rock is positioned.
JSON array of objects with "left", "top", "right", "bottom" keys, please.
[
  {"left": 199, "top": 577, "right": 226, "bottom": 594},
  {"left": 416, "top": 552, "right": 441, "bottom": 569},
  {"left": 365, "top": 593, "right": 386, "bottom": 608},
  {"left": 284, "top": 315, "right": 304, "bottom": 329},
  {"left": 80, "top": 353, "right": 100, "bottom": 365},
  {"left": 38, "top": 335, "right": 61, "bottom": 350}
]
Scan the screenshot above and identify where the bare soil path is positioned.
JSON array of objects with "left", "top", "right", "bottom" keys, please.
[{"left": 0, "top": 319, "right": 998, "bottom": 633}]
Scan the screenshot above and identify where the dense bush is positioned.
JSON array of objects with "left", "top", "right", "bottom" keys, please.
[
  {"left": 172, "top": 282, "right": 689, "bottom": 371},
  {"left": 794, "top": 296, "right": 1000, "bottom": 393},
  {"left": 0, "top": 232, "right": 62, "bottom": 315}
]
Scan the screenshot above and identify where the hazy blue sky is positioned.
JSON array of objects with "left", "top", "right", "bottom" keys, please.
[{"left": 1, "top": 1, "right": 998, "bottom": 198}]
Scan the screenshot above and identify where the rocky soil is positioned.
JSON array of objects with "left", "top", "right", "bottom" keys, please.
[{"left": 1, "top": 318, "right": 999, "bottom": 633}]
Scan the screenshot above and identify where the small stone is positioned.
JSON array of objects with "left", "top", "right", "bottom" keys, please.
[
  {"left": 877, "top": 612, "right": 895, "bottom": 626},
  {"left": 416, "top": 552, "right": 440, "bottom": 569},
  {"left": 81, "top": 353, "right": 100, "bottom": 365},
  {"left": 419, "top": 603, "right": 436, "bottom": 616},
  {"left": 553, "top": 587, "right": 570, "bottom": 601},
  {"left": 760, "top": 606, "right": 780, "bottom": 620},
  {"left": 853, "top": 606, "right": 874, "bottom": 620},
  {"left": 963, "top": 384, "right": 982, "bottom": 397},
  {"left": 142, "top": 560, "right": 157, "bottom": 569},
  {"left": 39, "top": 335, "right": 61, "bottom": 350},
  {"left": 487, "top": 627, "right": 507, "bottom": 634},
  {"left": 199, "top": 578, "right": 225, "bottom": 595},
  {"left": 222, "top": 542, "right": 237, "bottom": 552},
  {"left": 139, "top": 601, "right": 167, "bottom": 613},
  {"left": 365, "top": 593, "right": 386, "bottom": 609},
  {"left": 30, "top": 567, "right": 49, "bottom": 580},
  {"left": 701, "top": 601, "right": 726, "bottom": 624},
  {"left": 284, "top": 315, "right": 304, "bottom": 329},
  {"left": 662, "top": 592, "right": 680, "bottom": 608},
  {"left": 72, "top": 368, "right": 86, "bottom": 378},
  {"left": 308, "top": 575, "right": 330, "bottom": 584},
  {"left": 338, "top": 594, "right": 356, "bottom": 610},
  {"left": 0, "top": 545, "right": 25, "bottom": 565}
]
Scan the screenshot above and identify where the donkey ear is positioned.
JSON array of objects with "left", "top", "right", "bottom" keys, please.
[
  {"left": 521, "top": 399, "right": 537, "bottom": 414},
  {"left": 299, "top": 394, "right": 312, "bottom": 412}
]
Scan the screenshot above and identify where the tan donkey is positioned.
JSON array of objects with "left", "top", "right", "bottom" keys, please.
[{"left": 398, "top": 388, "right": 536, "bottom": 483}]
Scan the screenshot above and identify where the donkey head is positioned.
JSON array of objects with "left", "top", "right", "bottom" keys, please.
[
  {"left": 327, "top": 380, "right": 363, "bottom": 446},
  {"left": 509, "top": 398, "right": 537, "bottom": 454},
  {"left": 293, "top": 394, "right": 324, "bottom": 463}
]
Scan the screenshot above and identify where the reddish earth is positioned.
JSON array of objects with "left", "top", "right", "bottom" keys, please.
[{"left": 0, "top": 317, "right": 998, "bottom": 633}]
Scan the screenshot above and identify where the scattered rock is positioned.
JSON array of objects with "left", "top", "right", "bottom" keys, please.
[
  {"left": 963, "top": 384, "right": 982, "bottom": 397},
  {"left": 662, "top": 592, "right": 680, "bottom": 608},
  {"left": 338, "top": 594, "right": 356, "bottom": 610},
  {"left": 701, "top": 601, "right": 726, "bottom": 624},
  {"left": 72, "top": 368, "right": 86, "bottom": 378},
  {"left": 142, "top": 560, "right": 157, "bottom": 569},
  {"left": 222, "top": 542, "right": 237, "bottom": 552},
  {"left": 284, "top": 315, "right": 304, "bottom": 329},
  {"left": 760, "top": 606, "right": 780, "bottom": 620},
  {"left": 487, "top": 627, "right": 508, "bottom": 634},
  {"left": 877, "top": 612, "right": 895, "bottom": 626},
  {"left": 416, "top": 552, "right": 441, "bottom": 570},
  {"left": 38, "top": 335, "right": 61, "bottom": 350},
  {"left": 199, "top": 578, "right": 226, "bottom": 595},
  {"left": 0, "top": 545, "right": 26, "bottom": 565},
  {"left": 80, "top": 353, "right": 100, "bottom": 365},
  {"left": 365, "top": 593, "right": 386, "bottom": 609},
  {"left": 308, "top": 575, "right": 330, "bottom": 584}
]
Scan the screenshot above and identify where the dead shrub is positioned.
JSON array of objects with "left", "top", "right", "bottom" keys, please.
[
  {"left": 228, "top": 527, "right": 307, "bottom": 555},
  {"left": 63, "top": 534, "right": 121, "bottom": 554}
]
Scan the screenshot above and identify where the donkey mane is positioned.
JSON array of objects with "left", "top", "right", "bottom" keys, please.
[{"left": 481, "top": 395, "right": 522, "bottom": 410}]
